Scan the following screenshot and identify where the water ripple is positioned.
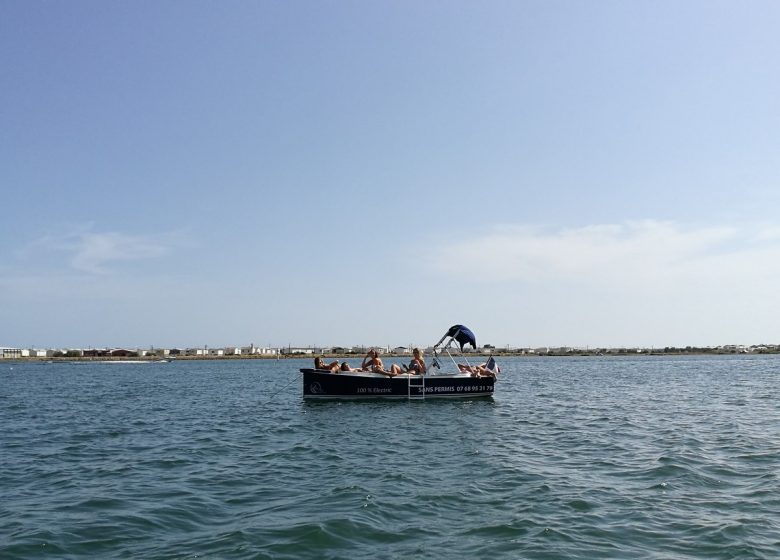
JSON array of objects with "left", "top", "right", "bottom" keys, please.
[{"left": 1, "top": 356, "right": 779, "bottom": 558}]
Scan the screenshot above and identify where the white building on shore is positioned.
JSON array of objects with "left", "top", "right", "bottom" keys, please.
[
  {"left": 1, "top": 347, "right": 22, "bottom": 359},
  {"left": 241, "top": 344, "right": 278, "bottom": 356}
]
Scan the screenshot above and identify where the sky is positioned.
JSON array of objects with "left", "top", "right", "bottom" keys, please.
[{"left": 2, "top": 1, "right": 780, "bottom": 350}]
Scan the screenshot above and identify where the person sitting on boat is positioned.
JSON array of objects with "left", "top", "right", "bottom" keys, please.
[
  {"left": 340, "top": 362, "right": 359, "bottom": 372},
  {"left": 402, "top": 348, "right": 426, "bottom": 375},
  {"left": 314, "top": 356, "right": 340, "bottom": 373},
  {"left": 361, "top": 349, "right": 398, "bottom": 376},
  {"left": 457, "top": 362, "right": 497, "bottom": 377}
]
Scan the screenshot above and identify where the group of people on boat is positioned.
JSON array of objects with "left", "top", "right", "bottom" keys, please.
[
  {"left": 313, "top": 348, "right": 496, "bottom": 378},
  {"left": 314, "top": 348, "right": 426, "bottom": 377}
]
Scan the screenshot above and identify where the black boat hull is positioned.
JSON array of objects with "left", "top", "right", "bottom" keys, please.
[{"left": 301, "top": 368, "right": 495, "bottom": 399}]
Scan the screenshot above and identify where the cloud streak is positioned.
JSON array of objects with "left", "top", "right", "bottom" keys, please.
[
  {"left": 428, "top": 220, "right": 780, "bottom": 294},
  {"left": 21, "top": 227, "right": 188, "bottom": 274},
  {"left": 70, "top": 232, "right": 171, "bottom": 274},
  {"left": 421, "top": 220, "right": 780, "bottom": 346}
]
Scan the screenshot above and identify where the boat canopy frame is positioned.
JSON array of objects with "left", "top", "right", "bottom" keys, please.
[{"left": 430, "top": 324, "right": 477, "bottom": 374}]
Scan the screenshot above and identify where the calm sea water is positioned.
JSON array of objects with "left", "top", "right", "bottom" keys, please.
[{"left": 1, "top": 355, "right": 778, "bottom": 559}]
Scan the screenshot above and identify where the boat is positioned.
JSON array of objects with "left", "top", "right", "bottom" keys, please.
[{"left": 301, "top": 325, "right": 498, "bottom": 399}]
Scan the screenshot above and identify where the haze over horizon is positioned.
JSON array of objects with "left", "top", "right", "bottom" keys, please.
[{"left": 2, "top": 2, "right": 780, "bottom": 350}]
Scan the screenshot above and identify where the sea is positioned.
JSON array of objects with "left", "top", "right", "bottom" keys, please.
[{"left": 1, "top": 355, "right": 778, "bottom": 559}]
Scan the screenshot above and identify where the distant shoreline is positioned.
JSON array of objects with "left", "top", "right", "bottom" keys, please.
[{"left": 4, "top": 349, "right": 779, "bottom": 363}]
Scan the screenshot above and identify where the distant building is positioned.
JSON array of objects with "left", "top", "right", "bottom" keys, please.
[
  {"left": 1, "top": 347, "right": 22, "bottom": 359},
  {"left": 83, "top": 349, "right": 110, "bottom": 357},
  {"left": 282, "top": 347, "right": 314, "bottom": 355},
  {"left": 236, "top": 345, "right": 279, "bottom": 356}
]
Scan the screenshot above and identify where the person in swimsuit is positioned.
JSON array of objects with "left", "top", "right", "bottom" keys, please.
[
  {"left": 361, "top": 349, "right": 398, "bottom": 376},
  {"left": 457, "top": 362, "right": 497, "bottom": 377},
  {"left": 403, "top": 348, "right": 426, "bottom": 375},
  {"left": 314, "top": 356, "right": 340, "bottom": 373}
]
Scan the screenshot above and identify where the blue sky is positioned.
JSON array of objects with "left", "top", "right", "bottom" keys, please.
[{"left": 2, "top": 1, "right": 779, "bottom": 349}]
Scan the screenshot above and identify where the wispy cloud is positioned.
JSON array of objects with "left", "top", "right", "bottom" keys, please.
[
  {"left": 419, "top": 220, "right": 780, "bottom": 346},
  {"left": 70, "top": 232, "right": 172, "bottom": 274},
  {"left": 427, "top": 220, "right": 780, "bottom": 295},
  {"left": 21, "top": 227, "right": 189, "bottom": 274}
]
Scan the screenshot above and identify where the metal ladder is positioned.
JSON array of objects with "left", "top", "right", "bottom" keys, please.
[{"left": 407, "top": 373, "right": 425, "bottom": 399}]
